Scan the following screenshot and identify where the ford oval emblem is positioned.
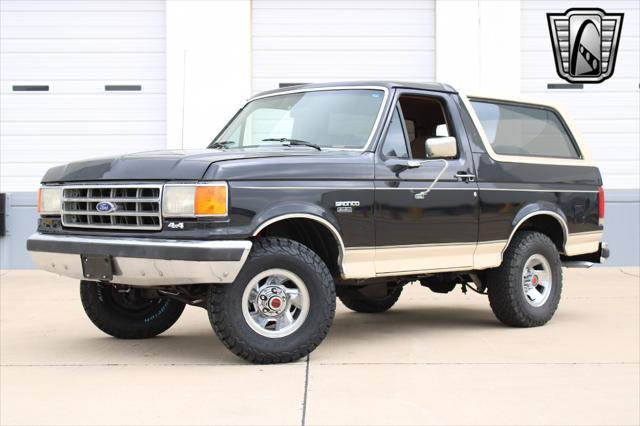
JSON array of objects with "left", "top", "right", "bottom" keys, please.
[{"left": 96, "top": 201, "right": 117, "bottom": 213}]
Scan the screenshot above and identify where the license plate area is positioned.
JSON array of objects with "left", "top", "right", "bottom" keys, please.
[{"left": 81, "top": 254, "right": 114, "bottom": 281}]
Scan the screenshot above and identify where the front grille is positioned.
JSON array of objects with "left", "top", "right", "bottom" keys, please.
[{"left": 61, "top": 184, "right": 162, "bottom": 231}]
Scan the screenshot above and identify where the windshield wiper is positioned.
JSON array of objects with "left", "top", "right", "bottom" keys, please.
[
  {"left": 262, "top": 138, "right": 322, "bottom": 151},
  {"left": 208, "top": 140, "right": 235, "bottom": 150}
]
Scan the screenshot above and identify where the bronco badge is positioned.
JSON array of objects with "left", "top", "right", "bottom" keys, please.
[{"left": 547, "top": 8, "right": 624, "bottom": 83}]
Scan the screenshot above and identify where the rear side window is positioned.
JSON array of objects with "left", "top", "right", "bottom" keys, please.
[{"left": 470, "top": 100, "right": 580, "bottom": 159}]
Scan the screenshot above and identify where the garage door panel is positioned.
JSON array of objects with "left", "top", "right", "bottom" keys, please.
[
  {"left": 1, "top": 136, "right": 164, "bottom": 164},
  {"left": 253, "top": 51, "right": 434, "bottom": 78},
  {"left": 253, "top": 23, "right": 432, "bottom": 38},
  {"left": 576, "top": 119, "right": 640, "bottom": 135},
  {"left": 252, "top": 76, "right": 436, "bottom": 95},
  {"left": 253, "top": 36, "right": 434, "bottom": 52},
  {"left": 254, "top": 1, "right": 434, "bottom": 10},
  {"left": 0, "top": 1, "right": 165, "bottom": 12},
  {"left": 0, "top": 1, "right": 166, "bottom": 192},
  {"left": 0, "top": 176, "right": 44, "bottom": 192},
  {"left": 252, "top": 1, "right": 435, "bottom": 94},
  {"left": 2, "top": 95, "right": 165, "bottom": 122},
  {"left": 589, "top": 136, "right": 640, "bottom": 160},
  {"left": 521, "top": 0, "right": 639, "bottom": 9},
  {"left": 0, "top": 53, "right": 165, "bottom": 80},
  {"left": 0, "top": 11, "right": 165, "bottom": 39},
  {"left": 0, "top": 80, "right": 166, "bottom": 95},
  {"left": 1, "top": 120, "right": 165, "bottom": 136},
  {"left": 253, "top": 8, "right": 434, "bottom": 26},
  {"left": 597, "top": 160, "right": 640, "bottom": 181},
  {"left": 0, "top": 38, "right": 165, "bottom": 54}
]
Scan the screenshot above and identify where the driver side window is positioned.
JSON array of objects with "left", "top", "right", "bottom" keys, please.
[{"left": 381, "top": 107, "right": 410, "bottom": 159}]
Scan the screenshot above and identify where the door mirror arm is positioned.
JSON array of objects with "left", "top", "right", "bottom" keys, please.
[{"left": 388, "top": 159, "right": 422, "bottom": 175}]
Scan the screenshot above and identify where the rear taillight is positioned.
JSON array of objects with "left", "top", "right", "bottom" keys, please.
[{"left": 598, "top": 186, "right": 605, "bottom": 221}]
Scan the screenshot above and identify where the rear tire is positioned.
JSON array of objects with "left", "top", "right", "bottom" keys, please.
[
  {"left": 207, "top": 238, "right": 336, "bottom": 364},
  {"left": 487, "top": 231, "right": 562, "bottom": 327},
  {"left": 338, "top": 285, "right": 403, "bottom": 313},
  {"left": 80, "top": 281, "right": 185, "bottom": 339}
]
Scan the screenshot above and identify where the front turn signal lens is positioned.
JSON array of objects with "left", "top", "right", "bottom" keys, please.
[
  {"left": 162, "top": 182, "right": 228, "bottom": 217},
  {"left": 37, "top": 186, "right": 62, "bottom": 215},
  {"left": 195, "top": 185, "right": 228, "bottom": 216}
]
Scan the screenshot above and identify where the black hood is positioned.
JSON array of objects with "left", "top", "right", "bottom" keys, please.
[{"left": 41, "top": 148, "right": 363, "bottom": 183}]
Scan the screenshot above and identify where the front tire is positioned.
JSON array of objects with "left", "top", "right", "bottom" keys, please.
[
  {"left": 487, "top": 231, "right": 562, "bottom": 327},
  {"left": 207, "top": 238, "right": 336, "bottom": 364},
  {"left": 80, "top": 282, "right": 185, "bottom": 339}
]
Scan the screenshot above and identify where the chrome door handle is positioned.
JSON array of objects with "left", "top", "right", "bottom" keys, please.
[{"left": 455, "top": 172, "right": 476, "bottom": 182}]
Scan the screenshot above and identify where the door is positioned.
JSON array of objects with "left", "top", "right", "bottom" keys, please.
[{"left": 374, "top": 90, "right": 479, "bottom": 275}]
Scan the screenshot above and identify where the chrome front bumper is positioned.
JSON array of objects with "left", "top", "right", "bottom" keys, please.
[{"left": 27, "top": 233, "right": 252, "bottom": 286}]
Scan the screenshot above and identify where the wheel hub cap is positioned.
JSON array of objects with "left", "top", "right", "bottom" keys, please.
[
  {"left": 241, "top": 269, "right": 311, "bottom": 338},
  {"left": 522, "top": 254, "right": 553, "bottom": 307},
  {"left": 257, "top": 285, "right": 287, "bottom": 316}
]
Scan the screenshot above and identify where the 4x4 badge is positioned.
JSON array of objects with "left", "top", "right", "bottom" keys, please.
[{"left": 547, "top": 8, "right": 624, "bottom": 83}]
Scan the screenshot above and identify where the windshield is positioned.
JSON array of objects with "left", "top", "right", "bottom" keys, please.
[{"left": 213, "top": 89, "right": 385, "bottom": 150}]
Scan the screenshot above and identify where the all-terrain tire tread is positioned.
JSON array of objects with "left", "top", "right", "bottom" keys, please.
[
  {"left": 208, "top": 237, "right": 336, "bottom": 364},
  {"left": 487, "top": 231, "right": 562, "bottom": 327}
]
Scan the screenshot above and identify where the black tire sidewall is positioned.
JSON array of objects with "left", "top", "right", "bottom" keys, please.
[
  {"left": 489, "top": 231, "right": 563, "bottom": 327},
  {"left": 80, "top": 282, "right": 185, "bottom": 339},
  {"left": 209, "top": 238, "right": 335, "bottom": 359},
  {"left": 512, "top": 237, "right": 562, "bottom": 319}
]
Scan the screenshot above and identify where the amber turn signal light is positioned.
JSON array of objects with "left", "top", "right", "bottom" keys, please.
[{"left": 194, "top": 185, "right": 228, "bottom": 216}]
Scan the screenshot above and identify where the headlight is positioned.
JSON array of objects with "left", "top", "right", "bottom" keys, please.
[
  {"left": 37, "top": 187, "right": 62, "bottom": 215},
  {"left": 163, "top": 183, "right": 228, "bottom": 217}
]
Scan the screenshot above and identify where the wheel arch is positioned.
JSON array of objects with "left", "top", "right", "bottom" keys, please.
[
  {"left": 504, "top": 204, "right": 569, "bottom": 255},
  {"left": 251, "top": 206, "right": 345, "bottom": 277}
]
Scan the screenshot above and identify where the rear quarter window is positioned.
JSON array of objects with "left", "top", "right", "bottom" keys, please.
[{"left": 470, "top": 100, "right": 580, "bottom": 159}]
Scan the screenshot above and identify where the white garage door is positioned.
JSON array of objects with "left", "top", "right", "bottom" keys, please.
[
  {"left": 520, "top": 1, "right": 639, "bottom": 190},
  {"left": 0, "top": 0, "right": 166, "bottom": 192},
  {"left": 251, "top": 0, "right": 435, "bottom": 94}
]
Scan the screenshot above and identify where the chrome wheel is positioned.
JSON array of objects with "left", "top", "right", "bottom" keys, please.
[
  {"left": 241, "top": 268, "right": 310, "bottom": 338},
  {"left": 522, "top": 254, "right": 553, "bottom": 307}
]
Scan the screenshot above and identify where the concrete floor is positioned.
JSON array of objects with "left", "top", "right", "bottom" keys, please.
[{"left": 0, "top": 268, "right": 638, "bottom": 426}]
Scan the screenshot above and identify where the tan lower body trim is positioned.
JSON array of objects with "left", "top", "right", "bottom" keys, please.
[
  {"left": 341, "top": 231, "right": 602, "bottom": 279},
  {"left": 374, "top": 243, "right": 475, "bottom": 275},
  {"left": 342, "top": 243, "right": 476, "bottom": 279},
  {"left": 564, "top": 231, "right": 603, "bottom": 256},
  {"left": 473, "top": 240, "right": 507, "bottom": 269},
  {"left": 342, "top": 248, "right": 376, "bottom": 279}
]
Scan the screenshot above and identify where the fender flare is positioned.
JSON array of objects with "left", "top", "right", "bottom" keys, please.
[
  {"left": 503, "top": 202, "right": 569, "bottom": 255},
  {"left": 250, "top": 202, "right": 346, "bottom": 264}
]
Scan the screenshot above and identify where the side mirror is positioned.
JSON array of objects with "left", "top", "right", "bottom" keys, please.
[{"left": 425, "top": 136, "right": 457, "bottom": 159}]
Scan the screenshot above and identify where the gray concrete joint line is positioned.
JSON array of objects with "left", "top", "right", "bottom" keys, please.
[
  {"left": 301, "top": 355, "right": 310, "bottom": 426},
  {"left": 619, "top": 268, "right": 640, "bottom": 278}
]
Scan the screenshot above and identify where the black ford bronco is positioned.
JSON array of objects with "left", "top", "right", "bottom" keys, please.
[{"left": 27, "top": 81, "right": 609, "bottom": 364}]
